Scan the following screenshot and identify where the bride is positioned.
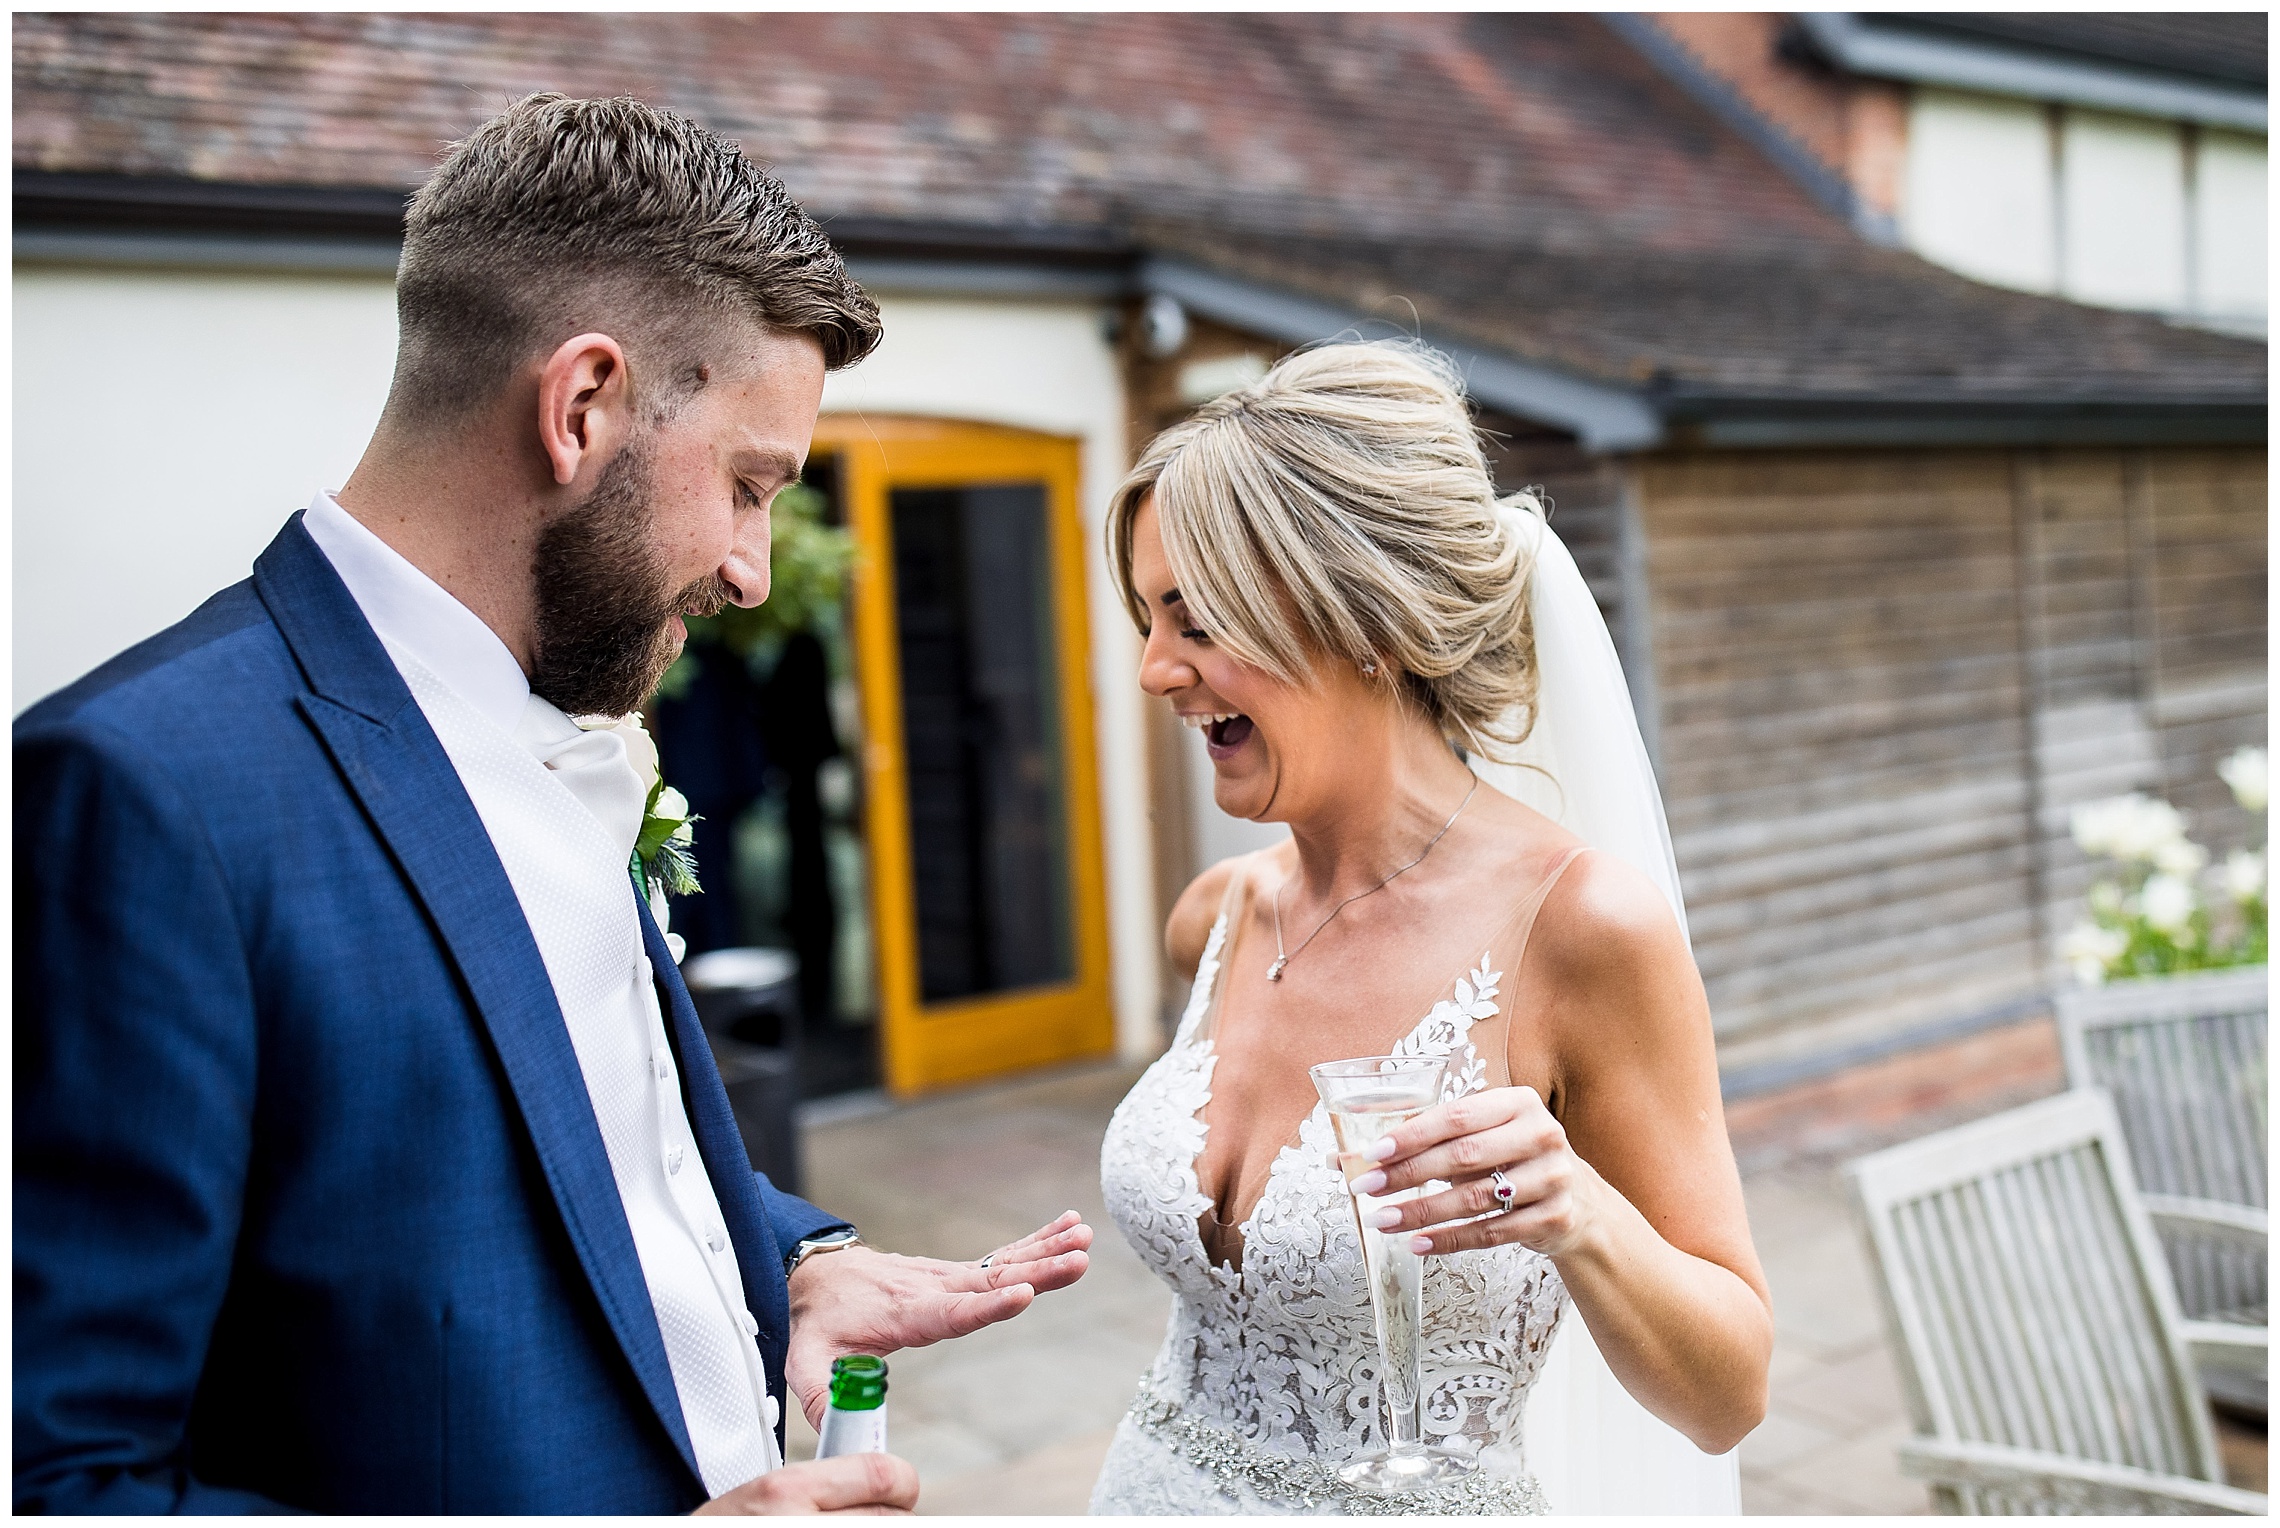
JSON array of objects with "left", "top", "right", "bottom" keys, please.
[{"left": 1090, "top": 342, "right": 1769, "bottom": 1515}]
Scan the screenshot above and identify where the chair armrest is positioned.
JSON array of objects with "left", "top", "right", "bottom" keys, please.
[
  {"left": 2144, "top": 1194, "right": 2269, "bottom": 1248},
  {"left": 1898, "top": 1436, "right": 2268, "bottom": 1515},
  {"left": 2184, "top": 1318, "right": 2269, "bottom": 1384},
  {"left": 2184, "top": 1319, "right": 2270, "bottom": 1353}
]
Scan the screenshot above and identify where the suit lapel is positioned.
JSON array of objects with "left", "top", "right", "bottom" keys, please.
[
  {"left": 638, "top": 905, "right": 794, "bottom": 1429},
  {"left": 252, "top": 516, "right": 704, "bottom": 1485}
]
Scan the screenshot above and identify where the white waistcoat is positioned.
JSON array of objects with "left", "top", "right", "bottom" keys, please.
[{"left": 392, "top": 647, "right": 780, "bottom": 1497}]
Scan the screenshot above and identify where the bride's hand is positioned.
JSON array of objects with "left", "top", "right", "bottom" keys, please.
[{"left": 1346, "top": 1086, "right": 1594, "bottom": 1259}]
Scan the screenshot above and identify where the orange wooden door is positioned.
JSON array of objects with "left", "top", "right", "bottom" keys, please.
[{"left": 810, "top": 416, "right": 1113, "bottom": 1096}]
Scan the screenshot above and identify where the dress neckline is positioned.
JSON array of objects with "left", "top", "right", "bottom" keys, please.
[
  {"left": 1174, "top": 844, "right": 1588, "bottom": 1271},
  {"left": 1180, "top": 933, "right": 1491, "bottom": 1273}
]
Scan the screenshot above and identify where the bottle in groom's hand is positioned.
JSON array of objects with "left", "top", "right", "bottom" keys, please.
[{"left": 815, "top": 1356, "right": 888, "bottom": 1459}]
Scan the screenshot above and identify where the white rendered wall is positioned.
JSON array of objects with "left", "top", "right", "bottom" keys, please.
[
  {"left": 1900, "top": 87, "right": 2266, "bottom": 334},
  {"left": 2061, "top": 111, "right": 2187, "bottom": 312},
  {"left": 2194, "top": 131, "right": 2268, "bottom": 329},
  {"left": 13, "top": 266, "right": 399, "bottom": 711},
  {"left": 1905, "top": 89, "right": 2057, "bottom": 294},
  {"left": 822, "top": 296, "right": 1160, "bottom": 1061}
]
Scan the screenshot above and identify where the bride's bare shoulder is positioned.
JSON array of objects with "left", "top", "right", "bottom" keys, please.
[
  {"left": 1530, "top": 848, "right": 1700, "bottom": 1027},
  {"left": 1165, "top": 849, "right": 1278, "bottom": 981}
]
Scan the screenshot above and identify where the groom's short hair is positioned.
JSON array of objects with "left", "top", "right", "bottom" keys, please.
[{"left": 387, "top": 93, "right": 881, "bottom": 428}]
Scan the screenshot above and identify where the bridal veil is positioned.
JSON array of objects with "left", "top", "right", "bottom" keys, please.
[{"left": 1472, "top": 504, "right": 1745, "bottom": 1514}]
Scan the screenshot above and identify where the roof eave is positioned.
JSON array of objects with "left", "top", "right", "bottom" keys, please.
[
  {"left": 1797, "top": 13, "right": 2268, "bottom": 132},
  {"left": 15, "top": 170, "right": 408, "bottom": 237},
  {"left": 16, "top": 173, "right": 2257, "bottom": 450},
  {"left": 1138, "top": 255, "right": 1667, "bottom": 452}
]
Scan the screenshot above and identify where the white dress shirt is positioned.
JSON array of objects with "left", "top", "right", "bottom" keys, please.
[{"left": 302, "top": 492, "right": 780, "bottom": 1496}]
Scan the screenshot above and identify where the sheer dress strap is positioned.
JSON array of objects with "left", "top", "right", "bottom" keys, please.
[
  {"left": 1186, "top": 856, "right": 1261, "bottom": 1049},
  {"left": 1469, "top": 845, "right": 1591, "bottom": 1091}
]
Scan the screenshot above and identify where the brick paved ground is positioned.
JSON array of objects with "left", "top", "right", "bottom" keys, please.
[
  {"left": 789, "top": 1051, "right": 2265, "bottom": 1513},
  {"left": 784, "top": 1065, "right": 1160, "bottom": 1512}
]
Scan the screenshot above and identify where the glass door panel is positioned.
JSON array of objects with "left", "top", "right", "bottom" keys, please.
[{"left": 890, "top": 485, "right": 1074, "bottom": 1003}]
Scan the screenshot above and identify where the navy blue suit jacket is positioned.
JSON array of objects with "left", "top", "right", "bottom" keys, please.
[{"left": 14, "top": 515, "right": 848, "bottom": 1513}]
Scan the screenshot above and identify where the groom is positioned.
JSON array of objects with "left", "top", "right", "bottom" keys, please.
[{"left": 14, "top": 94, "right": 1090, "bottom": 1514}]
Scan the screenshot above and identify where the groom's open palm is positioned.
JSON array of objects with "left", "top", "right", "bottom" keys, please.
[{"left": 784, "top": 1212, "right": 1094, "bottom": 1425}]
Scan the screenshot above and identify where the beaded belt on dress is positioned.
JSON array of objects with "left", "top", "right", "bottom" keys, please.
[{"left": 1125, "top": 1378, "right": 1549, "bottom": 1516}]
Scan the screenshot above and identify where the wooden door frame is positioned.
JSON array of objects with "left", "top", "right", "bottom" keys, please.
[{"left": 809, "top": 414, "right": 1113, "bottom": 1096}]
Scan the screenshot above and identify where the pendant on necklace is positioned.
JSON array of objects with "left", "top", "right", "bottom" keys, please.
[{"left": 1266, "top": 957, "right": 1288, "bottom": 982}]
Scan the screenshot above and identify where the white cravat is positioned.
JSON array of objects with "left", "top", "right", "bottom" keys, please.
[
  {"left": 513, "top": 700, "right": 651, "bottom": 864},
  {"left": 302, "top": 492, "right": 780, "bottom": 1495}
]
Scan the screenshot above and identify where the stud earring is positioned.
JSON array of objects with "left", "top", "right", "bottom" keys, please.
[{"left": 1360, "top": 659, "right": 1379, "bottom": 677}]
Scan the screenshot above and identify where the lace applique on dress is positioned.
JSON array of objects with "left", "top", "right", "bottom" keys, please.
[{"left": 1092, "top": 930, "right": 1568, "bottom": 1516}]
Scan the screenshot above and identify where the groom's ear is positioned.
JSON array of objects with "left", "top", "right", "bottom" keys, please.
[{"left": 536, "top": 332, "right": 632, "bottom": 488}]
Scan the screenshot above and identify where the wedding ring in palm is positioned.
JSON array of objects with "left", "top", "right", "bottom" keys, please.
[{"left": 1310, "top": 1054, "right": 1480, "bottom": 1495}]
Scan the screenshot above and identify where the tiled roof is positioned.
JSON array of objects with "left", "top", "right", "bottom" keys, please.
[
  {"left": 14, "top": 11, "right": 2263, "bottom": 410},
  {"left": 1146, "top": 223, "right": 2268, "bottom": 408},
  {"left": 14, "top": 12, "right": 1843, "bottom": 250}
]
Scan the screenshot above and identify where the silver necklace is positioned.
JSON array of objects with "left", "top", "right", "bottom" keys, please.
[{"left": 1267, "top": 775, "right": 1478, "bottom": 982}]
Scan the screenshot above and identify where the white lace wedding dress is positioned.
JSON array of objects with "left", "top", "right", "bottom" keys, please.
[
  {"left": 1091, "top": 512, "right": 1745, "bottom": 1514},
  {"left": 1090, "top": 874, "right": 1573, "bottom": 1515}
]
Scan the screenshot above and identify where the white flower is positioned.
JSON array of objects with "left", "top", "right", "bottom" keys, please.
[
  {"left": 2153, "top": 837, "right": 2210, "bottom": 878},
  {"left": 2060, "top": 920, "right": 2126, "bottom": 986},
  {"left": 578, "top": 713, "right": 662, "bottom": 798},
  {"left": 2219, "top": 746, "right": 2268, "bottom": 814},
  {"left": 2070, "top": 798, "right": 2123, "bottom": 858},
  {"left": 2223, "top": 848, "right": 2266, "bottom": 903},
  {"left": 2072, "top": 793, "right": 2190, "bottom": 865},
  {"left": 649, "top": 786, "right": 697, "bottom": 846},
  {"left": 2139, "top": 873, "right": 2199, "bottom": 934}
]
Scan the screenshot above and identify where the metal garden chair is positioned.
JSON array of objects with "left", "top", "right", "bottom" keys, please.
[
  {"left": 1850, "top": 1089, "right": 2267, "bottom": 1514},
  {"left": 2056, "top": 967, "right": 2268, "bottom": 1413}
]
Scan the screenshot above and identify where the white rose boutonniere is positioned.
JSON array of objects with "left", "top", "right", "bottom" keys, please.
[{"left": 578, "top": 713, "right": 703, "bottom": 960}]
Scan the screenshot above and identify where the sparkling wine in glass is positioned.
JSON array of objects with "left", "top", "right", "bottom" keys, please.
[{"left": 1310, "top": 1054, "right": 1479, "bottom": 1496}]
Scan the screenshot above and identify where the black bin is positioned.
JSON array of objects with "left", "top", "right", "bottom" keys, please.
[
  {"left": 683, "top": 948, "right": 804, "bottom": 1194},
  {"left": 682, "top": 947, "right": 802, "bottom": 1049},
  {"left": 709, "top": 1038, "right": 803, "bottom": 1197}
]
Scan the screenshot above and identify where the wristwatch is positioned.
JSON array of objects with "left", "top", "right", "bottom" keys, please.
[{"left": 785, "top": 1226, "right": 863, "bottom": 1277}]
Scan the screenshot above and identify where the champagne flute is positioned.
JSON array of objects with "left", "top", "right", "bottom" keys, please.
[{"left": 1311, "top": 1054, "right": 1479, "bottom": 1495}]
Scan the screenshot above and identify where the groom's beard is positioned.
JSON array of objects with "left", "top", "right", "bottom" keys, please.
[{"left": 527, "top": 439, "right": 733, "bottom": 718}]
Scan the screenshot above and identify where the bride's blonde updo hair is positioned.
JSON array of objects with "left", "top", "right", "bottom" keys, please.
[{"left": 1109, "top": 339, "right": 1543, "bottom": 759}]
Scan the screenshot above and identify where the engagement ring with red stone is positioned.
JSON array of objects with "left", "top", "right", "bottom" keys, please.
[{"left": 1489, "top": 1169, "right": 1516, "bottom": 1207}]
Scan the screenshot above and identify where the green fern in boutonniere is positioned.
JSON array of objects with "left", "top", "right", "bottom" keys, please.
[{"left": 636, "top": 784, "right": 702, "bottom": 897}]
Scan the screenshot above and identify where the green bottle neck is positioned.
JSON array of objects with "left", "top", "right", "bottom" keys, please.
[{"left": 827, "top": 1354, "right": 887, "bottom": 1412}]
